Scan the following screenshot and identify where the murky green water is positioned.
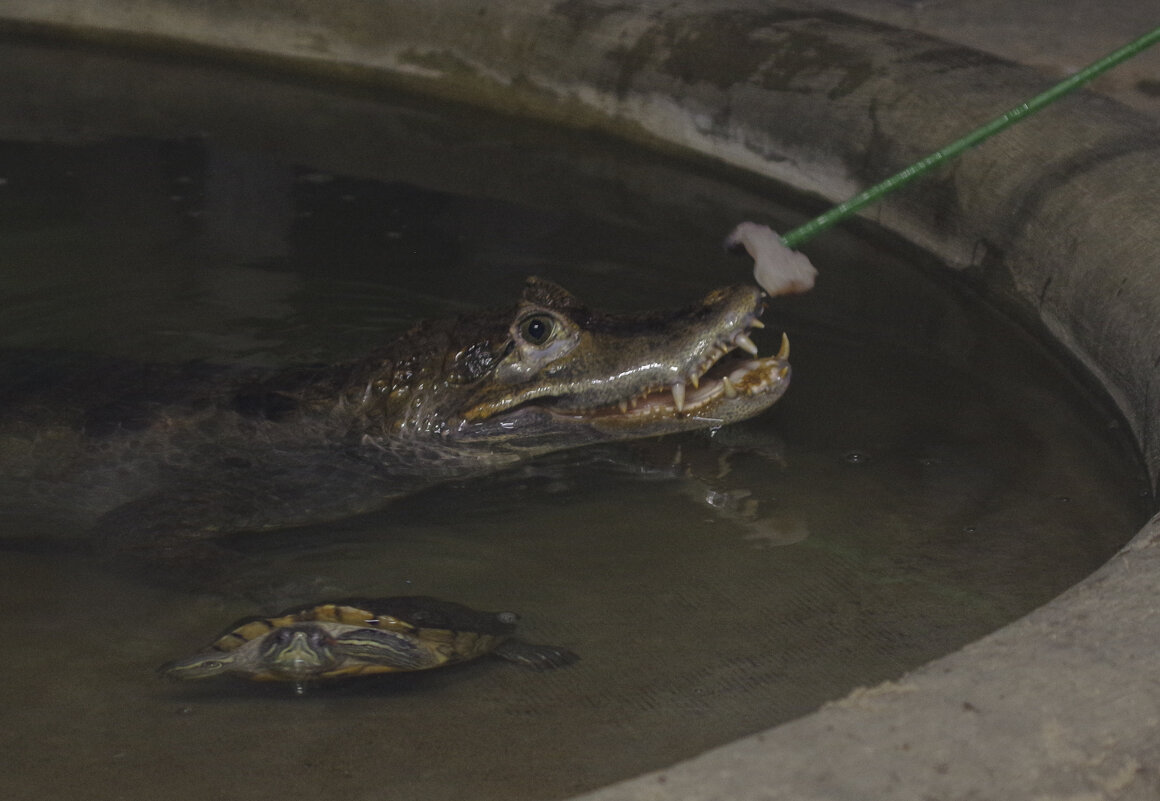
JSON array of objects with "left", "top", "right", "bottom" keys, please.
[{"left": 0, "top": 36, "right": 1152, "bottom": 801}]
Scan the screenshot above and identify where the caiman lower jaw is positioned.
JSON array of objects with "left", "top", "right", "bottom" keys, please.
[{"left": 536, "top": 332, "right": 791, "bottom": 423}]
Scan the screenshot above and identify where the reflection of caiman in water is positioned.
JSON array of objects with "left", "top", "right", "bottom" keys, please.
[{"left": 0, "top": 278, "right": 790, "bottom": 579}]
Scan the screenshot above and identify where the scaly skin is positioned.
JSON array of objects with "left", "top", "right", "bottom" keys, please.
[{"left": 0, "top": 277, "right": 790, "bottom": 573}]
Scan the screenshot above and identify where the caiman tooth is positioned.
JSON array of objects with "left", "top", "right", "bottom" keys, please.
[
  {"left": 671, "top": 382, "right": 686, "bottom": 412},
  {"left": 750, "top": 319, "right": 766, "bottom": 329},
  {"left": 722, "top": 377, "right": 739, "bottom": 399},
  {"left": 690, "top": 374, "right": 700, "bottom": 390},
  {"left": 734, "top": 333, "right": 759, "bottom": 356},
  {"left": 618, "top": 399, "right": 629, "bottom": 414},
  {"left": 777, "top": 332, "right": 790, "bottom": 360}
]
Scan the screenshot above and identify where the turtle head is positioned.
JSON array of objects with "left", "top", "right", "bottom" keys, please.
[
  {"left": 158, "top": 650, "right": 242, "bottom": 680},
  {"left": 259, "top": 624, "right": 338, "bottom": 680}
]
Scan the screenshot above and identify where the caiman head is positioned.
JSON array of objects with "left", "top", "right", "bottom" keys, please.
[{"left": 344, "top": 278, "right": 791, "bottom": 456}]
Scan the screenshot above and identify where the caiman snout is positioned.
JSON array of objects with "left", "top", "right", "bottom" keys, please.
[{"left": 450, "top": 279, "right": 791, "bottom": 446}]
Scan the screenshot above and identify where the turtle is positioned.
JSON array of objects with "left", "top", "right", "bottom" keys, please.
[{"left": 160, "top": 596, "right": 577, "bottom": 692}]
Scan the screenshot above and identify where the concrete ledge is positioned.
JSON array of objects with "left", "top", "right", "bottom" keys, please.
[{"left": 4, "top": 1, "right": 1158, "bottom": 798}]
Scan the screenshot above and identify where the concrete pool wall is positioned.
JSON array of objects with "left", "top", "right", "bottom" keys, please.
[{"left": 3, "top": 1, "right": 1158, "bottom": 797}]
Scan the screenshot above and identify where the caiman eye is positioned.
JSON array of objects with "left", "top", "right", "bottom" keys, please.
[{"left": 518, "top": 315, "right": 555, "bottom": 346}]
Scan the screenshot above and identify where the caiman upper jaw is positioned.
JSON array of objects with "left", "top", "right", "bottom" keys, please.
[
  {"left": 601, "top": 331, "right": 790, "bottom": 421},
  {"left": 349, "top": 280, "right": 791, "bottom": 452},
  {"left": 459, "top": 285, "right": 790, "bottom": 430}
]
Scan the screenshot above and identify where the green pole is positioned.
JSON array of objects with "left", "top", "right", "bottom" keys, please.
[{"left": 779, "top": 25, "right": 1160, "bottom": 250}]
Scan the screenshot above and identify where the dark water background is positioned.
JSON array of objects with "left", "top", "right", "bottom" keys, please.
[{"left": 0, "top": 36, "right": 1151, "bottom": 801}]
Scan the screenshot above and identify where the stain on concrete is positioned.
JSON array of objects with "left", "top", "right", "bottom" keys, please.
[
  {"left": 552, "top": 0, "right": 634, "bottom": 35},
  {"left": 398, "top": 48, "right": 479, "bottom": 78},
  {"left": 987, "top": 132, "right": 1160, "bottom": 260},
  {"left": 828, "top": 679, "right": 919, "bottom": 710},
  {"left": 607, "top": 10, "right": 875, "bottom": 100},
  {"left": 904, "top": 45, "right": 1014, "bottom": 74},
  {"left": 1137, "top": 78, "right": 1160, "bottom": 98}
]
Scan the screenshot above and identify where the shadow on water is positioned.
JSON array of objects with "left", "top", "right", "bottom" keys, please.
[{"left": 0, "top": 35, "right": 1152, "bottom": 801}]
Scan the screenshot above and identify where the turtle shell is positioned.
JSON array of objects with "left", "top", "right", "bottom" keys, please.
[
  {"left": 224, "top": 595, "right": 479, "bottom": 636},
  {"left": 161, "top": 596, "right": 566, "bottom": 684},
  {"left": 212, "top": 596, "right": 517, "bottom": 666}
]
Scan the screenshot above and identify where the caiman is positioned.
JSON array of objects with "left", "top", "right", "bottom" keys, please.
[{"left": 0, "top": 277, "right": 790, "bottom": 578}]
